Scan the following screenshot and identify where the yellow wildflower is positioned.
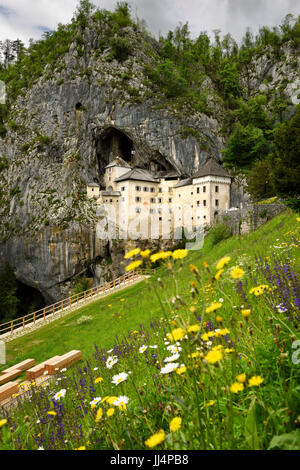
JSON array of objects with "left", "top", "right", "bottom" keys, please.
[
  {"left": 176, "top": 365, "right": 187, "bottom": 375},
  {"left": 216, "top": 315, "right": 223, "bottom": 323},
  {"left": 206, "top": 400, "right": 216, "bottom": 407},
  {"left": 187, "top": 324, "right": 200, "bottom": 333},
  {"left": 0, "top": 419, "right": 7, "bottom": 428},
  {"left": 95, "top": 408, "right": 103, "bottom": 422},
  {"left": 172, "top": 249, "right": 188, "bottom": 260},
  {"left": 107, "top": 408, "right": 115, "bottom": 417},
  {"left": 145, "top": 430, "right": 165, "bottom": 448},
  {"left": 94, "top": 377, "right": 103, "bottom": 384},
  {"left": 124, "top": 248, "right": 141, "bottom": 259},
  {"left": 167, "top": 327, "right": 186, "bottom": 342},
  {"left": 190, "top": 264, "right": 199, "bottom": 274},
  {"left": 236, "top": 373, "right": 246, "bottom": 383},
  {"left": 241, "top": 309, "right": 251, "bottom": 318},
  {"left": 75, "top": 446, "right": 86, "bottom": 450},
  {"left": 215, "top": 269, "right": 224, "bottom": 280},
  {"left": 204, "top": 349, "right": 223, "bottom": 364},
  {"left": 169, "top": 417, "right": 182, "bottom": 432},
  {"left": 248, "top": 375, "right": 264, "bottom": 387},
  {"left": 203, "top": 261, "right": 209, "bottom": 269},
  {"left": 216, "top": 256, "right": 231, "bottom": 270},
  {"left": 230, "top": 266, "right": 244, "bottom": 279},
  {"left": 140, "top": 249, "right": 151, "bottom": 258},
  {"left": 206, "top": 301, "right": 222, "bottom": 313},
  {"left": 125, "top": 260, "right": 142, "bottom": 272},
  {"left": 47, "top": 411, "right": 57, "bottom": 416},
  {"left": 230, "top": 382, "right": 244, "bottom": 393}
]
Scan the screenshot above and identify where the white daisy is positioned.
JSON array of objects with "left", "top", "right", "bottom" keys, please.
[
  {"left": 106, "top": 355, "right": 119, "bottom": 369},
  {"left": 53, "top": 389, "right": 66, "bottom": 401},
  {"left": 164, "top": 353, "right": 180, "bottom": 363},
  {"left": 139, "top": 345, "right": 148, "bottom": 353},
  {"left": 90, "top": 397, "right": 101, "bottom": 407},
  {"left": 160, "top": 363, "right": 179, "bottom": 374},
  {"left": 111, "top": 372, "right": 128, "bottom": 386},
  {"left": 113, "top": 396, "right": 129, "bottom": 407}
]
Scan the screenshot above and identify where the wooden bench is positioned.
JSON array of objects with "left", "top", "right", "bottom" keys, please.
[
  {"left": 26, "top": 356, "right": 61, "bottom": 381},
  {"left": 1, "top": 359, "right": 35, "bottom": 375},
  {"left": 0, "top": 369, "right": 22, "bottom": 386},
  {"left": 45, "top": 350, "right": 81, "bottom": 375},
  {"left": 0, "top": 381, "right": 20, "bottom": 402}
]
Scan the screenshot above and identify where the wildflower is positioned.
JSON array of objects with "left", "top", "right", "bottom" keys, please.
[
  {"left": 102, "top": 396, "right": 118, "bottom": 405},
  {"left": 225, "top": 348, "right": 234, "bottom": 353},
  {"left": 190, "top": 264, "right": 199, "bottom": 274},
  {"left": 230, "top": 382, "right": 244, "bottom": 393},
  {"left": 164, "top": 353, "right": 180, "bottom": 363},
  {"left": 107, "top": 408, "right": 115, "bottom": 417},
  {"left": 241, "top": 309, "right": 251, "bottom": 318},
  {"left": 169, "top": 417, "right": 182, "bottom": 432},
  {"left": 139, "top": 345, "right": 148, "bottom": 353},
  {"left": 216, "top": 315, "right": 223, "bottom": 323},
  {"left": 216, "top": 256, "right": 231, "bottom": 270},
  {"left": 53, "top": 389, "right": 66, "bottom": 401},
  {"left": 124, "top": 248, "right": 141, "bottom": 259},
  {"left": 145, "top": 430, "right": 165, "bottom": 448},
  {"left": 206, "top": 400, "right": 216, "bottom": 407},
  {"left": 113, "top": 396, "right": 129, "bottom": 410},
  {"left": 189, "top": 306, "right": 196, "bottom": 313},
  {"left": 237, "top": 373, "right": 246, "bottom": 383},
  {"left": 248, "top": 375, "right": 264, "bottom": 387},
  {"left": 204, "top": 349, "right": 223, "bottom": 364},
  {"left": 172, "top": 249, "right": 188, "bottom": 260},
  {"left": 111, "top": 372, "right": 128, "bottom": 386},
  {"left": 95, "top": 408, "right": 103, "bottom": 422},
  {"left": 187, "top": 324, "right": 200, "bottom": 333},
  {"left": 203, "top": 261, "right": 209, "bottom": 269},
  {"left": 106, "top": 356, "right": 119, "bottom": 369},
  {"left": 125, "top": 260, "right": 143, "bottom": 272},
  {"left": 206, "top": 301, "right": 222, "bottom": 313},
  {"left": 230, "top": 266, "right": 244, "bottom": 279},
  {"left": 176, "top": 365, "right": 187, "bottom": 375},
  {"left": 47, "top": 411, "right": 57, "bottom": 416},
  {"left": 167, "top": 344, "right": 182, "bottom": 354},
  {"left": 0, "top": 419, "right": 7, "bottom": 428},
  {"left": 215, "top": 269, "right": 224, "bottom": 280},
  {"left": 37, "top": 446, "right": 44, "bottom": 450},
  {"left": 160, "top": 363, "right": 179, "bottom": 374},
  {"left": 75, "top": 446, "right": 86, "bottom": 450},
  {"left": 167, "top": 327, "right": 186, "bottom": 342},
  {"left": 94, "top": 377, "right": 103, "bottom": 384},
  {"left": 140, "top": 249, "right": 151, "bottom": 258},
  {"left": 90, "top": 397, "right": 101, "bottom": 408}
]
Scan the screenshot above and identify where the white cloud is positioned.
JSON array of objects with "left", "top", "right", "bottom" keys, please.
[{"left": 0, "top": 0, "right": 299, "bottom": 44}]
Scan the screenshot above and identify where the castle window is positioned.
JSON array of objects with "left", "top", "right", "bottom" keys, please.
[
  {"left": 215, "top": 199, "right": 219, "bottom": 207},
  {"left": 135, "top": 186, "right": 141, "bottom": 191},
  {"left": 143, "top": 187, "right": 149, "bottom": 192},
  {"left": 191, "top": 192, "right": 193, "bottom": 195},
  {"left": 203, "top": 186, "right": 206, "bottom": 193},
  {"left": 197, "top": 201, "right": 200, "bottom": 207},
  {"left": 204, "top": 215, "right": 206, "bottom": 219},
  {"left": 150, "top": 198, "right": 156, "bottom": 203},
  {"left": 159, "top": 188, "right": 162, "bottom": 193},
  {"left": 136, "top": 207, "right": 141, "bottom": 213},
  {"left": 110, "top": 199, "right": 112, "bottom": 202},
  {"left": 203, "top": 200, "right": 206, "bottom": 206},
  {"left": 197, "top": 187, "right": 200, "bottom": 194},
  {"left": 135, "top": 197, "right": 141, "bottom": 202},
  {"left": 150, "top": 208, "right": 155, "bottom": 214},
  {"left": 150, "top": 187, "right": 155, "bottom": 193},
  {"left": 158, "top": 198, "right": 162, "bottom": 203},
  {"left": 121, "top": 187, "right": 125, "bottom": 191},
  {"left": 169, "top": 198, "right": 172, "bottom": 203},
  {"left": 159, "top": 217, "right": 162, "bottom": 221},
  {"left": 215, "top": 185, "right": 219, "bottom": 193}
]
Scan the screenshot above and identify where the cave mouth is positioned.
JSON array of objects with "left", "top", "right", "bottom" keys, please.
[
  {"left": 16, "top": 280, "right": 46, "bottom": 316},
  {"left": 96, "top": 127, "right": 133, "bottom": 177}
]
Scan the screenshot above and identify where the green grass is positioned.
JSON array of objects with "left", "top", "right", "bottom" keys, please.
[{"left": 1, "top": 208, "right": 298, "bottom": 371}]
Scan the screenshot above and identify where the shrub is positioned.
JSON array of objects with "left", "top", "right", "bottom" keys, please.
[{"left": 209, "top": 223, "right": 233, "bottom": 246}]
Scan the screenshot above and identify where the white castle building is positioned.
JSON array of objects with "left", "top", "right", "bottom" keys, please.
[{"left": 87, "top": 157, "right": 232, "bottom": 240}]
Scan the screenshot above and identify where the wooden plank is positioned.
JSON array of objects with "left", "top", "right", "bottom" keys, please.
[
  {"left": 0, "top": 381, "right": 20, "bottom": 402},
  {"left": 2, "top": 359, "right": 35, "bottom": 375},
  {"left": 0, "top": 369, "right": 22, "bottom": 386}
]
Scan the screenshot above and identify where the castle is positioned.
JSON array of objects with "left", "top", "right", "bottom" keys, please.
[{"left": 87, "top": 157, "right": 232, "bottom": 239}]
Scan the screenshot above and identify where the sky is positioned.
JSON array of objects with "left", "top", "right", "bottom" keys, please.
[{"left": 0, "top": 0, "right": 299, "bottom": 44}]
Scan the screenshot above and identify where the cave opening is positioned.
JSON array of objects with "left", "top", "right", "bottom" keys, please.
[
  {"left": 95, "top": 127, "right": 133, "bottom": 178},
  {"left": 16, "top": 280, "right": 46, "bottom": 317}
]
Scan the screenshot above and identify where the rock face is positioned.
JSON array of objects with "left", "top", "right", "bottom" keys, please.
[{"left": 0, "top": 19, "right": 299, "bottom": 303}]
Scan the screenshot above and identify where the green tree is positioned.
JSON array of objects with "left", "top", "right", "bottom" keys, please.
[{"left": 223, "top": 123, "right": 272, "bottom": 168}]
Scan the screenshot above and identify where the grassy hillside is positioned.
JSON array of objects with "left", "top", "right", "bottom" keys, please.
[
  {"left": 0, "top": 209, "right": 299, "bottom": 450},
  {"left": 1, "top": 209, "right": 298, "bottom": 368}
]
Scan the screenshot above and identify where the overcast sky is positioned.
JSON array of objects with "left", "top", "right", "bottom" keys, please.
[{"left": 0, "top": 0, "right": 299, "bottom": 44}]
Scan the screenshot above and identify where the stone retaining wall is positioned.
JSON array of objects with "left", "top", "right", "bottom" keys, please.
[{"left": 216, "top": 203, "right": 286, "bottom": 235}]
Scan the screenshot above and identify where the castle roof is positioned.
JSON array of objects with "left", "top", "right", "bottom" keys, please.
[
  {"left": 105, "top": 157, "right": 131, "bottom": 169},
  {"left": 193, "top": 158, "right": 231, "bottom": 179},
  {"left": 114, "top": 168, "right": 158, "bottom": 183},
  {"left": 87, "top": 182, "right": 100, "bottom": 187},
  {"left": 173, "top": 178, "right": 193, "bottom": 188}
]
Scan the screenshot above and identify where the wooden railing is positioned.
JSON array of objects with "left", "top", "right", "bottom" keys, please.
[{"left": 0, "top": 269, "right": 154, "bottom": 337}]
